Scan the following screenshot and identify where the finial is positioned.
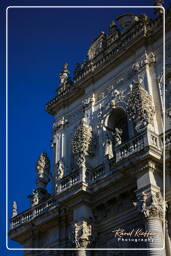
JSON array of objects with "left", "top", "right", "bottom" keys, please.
[
  {"left": 12, "top": 201, "right": 17, "bottom": 217},
  {"left": 36, "top": 152, "right": 50, "bottom": 189},
  {"left": 154, "top": 0, "right": 164, "bottom": 16},
  {"left": 59, "top": 63, "right": 70, "bottom": 85}
]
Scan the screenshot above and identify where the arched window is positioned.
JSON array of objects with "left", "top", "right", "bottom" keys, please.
[{"left": 106, "top": 108, "right": 129, "bottom": 145}]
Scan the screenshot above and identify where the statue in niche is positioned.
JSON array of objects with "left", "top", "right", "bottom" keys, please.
[
  {"left": 113, "top": 128, "right": 122, "bottom": 146},
  {"left": 56, "top": 160, "right": 64, "bottom": 179},
  {"left": 104, "top": 128, "right": 114, "bottom": 159}
]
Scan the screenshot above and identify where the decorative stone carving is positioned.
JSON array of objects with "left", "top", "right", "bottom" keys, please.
[
  {"left": 36, "top": 153, "right": 50, "bottom": 179},
  {"left": 127, "top": 81, "right": 155, "bottom": 132},
  {"left": 154, "top": 0, "right": 164, "bottom": 16},
  {"left": 134, "top": 190, "right": 163, "bottom": 219},
  {"left": 53, "top": 117, "right": 68, "bottom": 131},
  {"left": 72, "top": 118, "right": 95, "bottom": 169},
  {"left": 29, "top": 188, "right": 50, "bottom": 207},
  {"left": 132, "top": 52, "right": 156, "bottom": 72},
  {"left": 108, "top": 20, "right": 120, "bottom": 41},
  {"left": 31, "top": 189, "right": 39, "bottom": 207},
  {"left": 27, "top": 153, "right": 51, "bottom": 207},
  {"left": 12, "top": 201, "right": 17, "bottom": 217},
  {"left": 36, "top": 152, "right": 50, "bottom": 188},
  {"left": 73, "top": 220, "right": 93, "bottom": 248},
  {"left": 117, "top": 13, "right": 139, "bottom": 30},
  {"left": 87, "top": 32, "right": 106, "bottom": 60},
  {"left": 82, "top": 94, "right": 95, "bottom": 111},
  {"left": 113, "top": 128, "right": 122, "bottom": 146},
  {"left": 107, "top": 89, "right": 125, "bottom": 110},
  {"left": 104, "top": 139, "right": 113, "bottom": 159},
  {"left": 59, "top": 63, "right": 69, "bottom": 85},
  {"left": 56, "top": 160, "right": 64, "bottom": 179}
]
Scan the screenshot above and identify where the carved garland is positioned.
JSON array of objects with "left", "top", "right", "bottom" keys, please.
[
  {"left": 127, "top": 81, "right": 155, "bottom": 132},
  {"left": 72, "top": 119, "right": 94, "bottom": 169}
]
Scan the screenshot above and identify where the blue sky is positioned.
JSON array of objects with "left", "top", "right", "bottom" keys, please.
[{"left": 0, "top": 0, "right": 169, "bottom": 255}]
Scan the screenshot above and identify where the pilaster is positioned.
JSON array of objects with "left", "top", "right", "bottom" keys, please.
[{"left": 135, "top": 167, "right": 165, "bottom": 256}]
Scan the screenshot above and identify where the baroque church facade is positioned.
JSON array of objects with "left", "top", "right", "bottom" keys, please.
[{"left": 9, "top": 2, "right": 171, "bottom": 256}]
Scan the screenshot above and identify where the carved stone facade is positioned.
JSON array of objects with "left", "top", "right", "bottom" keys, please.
[
  {"left": 127, "top": 81, "right": 155, "bottom": 132},
  {"left": 72, "top": 118, "right": 94, "bottom": 170},
  {"left": 9, "top": 3, "right": 171, "bottom": 256},
  {"left": 73, "top": 220, "right": 93, "bottom": 248}
]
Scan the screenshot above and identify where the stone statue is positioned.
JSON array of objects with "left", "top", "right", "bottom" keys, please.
[
  {"left": 36, "top": 152, "right": 50, "bottom": 189},
  {"left": 104, "top": 133, "right": 114, "bottom": 159},
  {"left": 104, "top": 140, "right": 113, "bottom": 159},
  {"left": 59, "top": 63, "right": 69, "bottom": 85},
  {"left": 56, "top": 160, "right": 64, "bottom": 179},
  {"left": 12, "top": 201, "right": 17, "bottom": 217},
  {"left": 113, "top": 128, "right": 122, "bottom": 146},
  {"left": 31, "top": 189, "right": 39, "bottom": 207}
]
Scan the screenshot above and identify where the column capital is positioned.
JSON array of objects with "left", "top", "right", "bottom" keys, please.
[
  {"left": 72, "top": 219, "right": 93, "bottom": 248},
  {"left": 134, "top": 188, "right": 164, "bottom": 220}
]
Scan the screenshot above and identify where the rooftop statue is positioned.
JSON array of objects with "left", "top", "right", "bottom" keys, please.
[
  {"left": 59, "top": 63, "right": 70, "bottom": 85},
  {"left": 12, "top": 201, "right": 17, "bottom": 217},
  {"left": 36, "top": 152, "right": 50, "bottom": 188}
]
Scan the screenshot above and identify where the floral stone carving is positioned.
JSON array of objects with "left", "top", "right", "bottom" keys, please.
[
  {"left": 72, "top": 118, "right": 95, "bottom": 169},
  {"left": 127, "top": 81, "right": 155, "bottom": 132}
]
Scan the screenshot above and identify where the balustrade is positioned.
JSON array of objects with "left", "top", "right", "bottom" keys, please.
[{"left": 10, "top": 197, "right": 58, "bottom": 230}]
